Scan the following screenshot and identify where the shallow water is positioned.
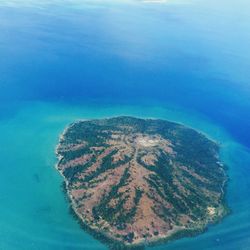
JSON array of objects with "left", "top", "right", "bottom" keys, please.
[
  {"left": 0, "top": 0, "right": 250, "bottom": 249},
  {"left": 0, "top": 102, "right": 249, "bottom": 250}
]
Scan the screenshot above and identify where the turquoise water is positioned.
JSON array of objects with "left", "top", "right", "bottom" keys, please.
[
  {"left": 0, "top": 0, "right": 250, "bottom": 249},
  {"left": 0, "top": 102, "right": 249, "bottom": 250}
]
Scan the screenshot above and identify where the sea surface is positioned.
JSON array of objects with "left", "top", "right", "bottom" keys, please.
[{"left": 0, "top": 0, "right": 250, "bottom": 249}]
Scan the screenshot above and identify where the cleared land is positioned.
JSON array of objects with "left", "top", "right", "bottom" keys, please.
[{"left": 56, "top": 116, "right": 228, "bottom": 248}]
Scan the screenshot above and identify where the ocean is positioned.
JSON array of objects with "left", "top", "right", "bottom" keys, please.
[{"left": 0, "top": 0, "right": 250, "bottom": 249}]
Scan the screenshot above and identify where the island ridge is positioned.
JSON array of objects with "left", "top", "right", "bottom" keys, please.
[{"left": 56, "top": 116, "right": 228, "bottom": 248}]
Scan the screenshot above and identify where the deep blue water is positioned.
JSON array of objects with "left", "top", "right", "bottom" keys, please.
[
  {"left": 0, "top": 0, "right": 250, "bottom": 249},
  {"left": 1, "top": 0, "right": 250, "bottom": 148}
]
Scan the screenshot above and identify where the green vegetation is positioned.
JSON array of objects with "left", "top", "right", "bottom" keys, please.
[{"left": 56, "top": 116, "right": 228, "bottom": 249}]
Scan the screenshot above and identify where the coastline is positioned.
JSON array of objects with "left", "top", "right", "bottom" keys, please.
[
  {"left": 59, "top": 180, "right": 228, "bottom": 250},
  {"left": 59, "top": 179, "right": 229, "bottom": 250},
  {"left": 54, "top": 116, "right": 230, "bottom": 249}
]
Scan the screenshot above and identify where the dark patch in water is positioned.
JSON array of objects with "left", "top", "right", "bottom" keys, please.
[{"left": 33, "top": 173, "right": 40, "bottom": 183}]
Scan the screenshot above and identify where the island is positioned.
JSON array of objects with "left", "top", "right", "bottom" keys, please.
[{"left": 56, "top": 116, "right": 228, "bottom": 248}]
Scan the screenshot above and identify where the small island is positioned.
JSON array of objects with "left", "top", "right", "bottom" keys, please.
[{"left": 56, "top": 116, "right": 228, "bottom": 248}]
